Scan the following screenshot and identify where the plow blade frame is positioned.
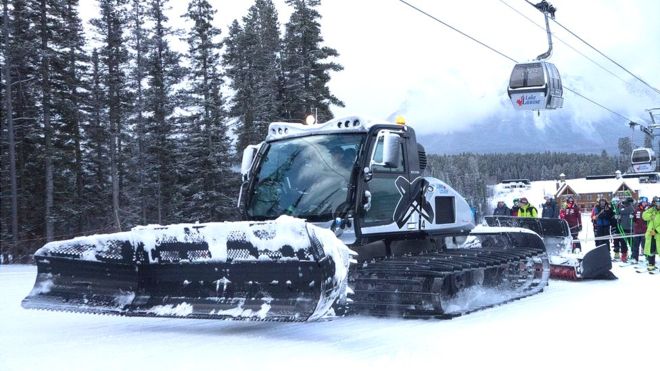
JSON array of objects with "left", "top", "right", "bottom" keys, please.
[{"left": 485, "top": 216, "right": 615, "bottom": 280}]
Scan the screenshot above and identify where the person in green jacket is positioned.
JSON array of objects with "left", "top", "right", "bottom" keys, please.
[
  {"left": 517, "top": 197, "right": 538, "bottom": 218},
  {"left": 642, "top": 196, "right": 660, "bottom": 272}
]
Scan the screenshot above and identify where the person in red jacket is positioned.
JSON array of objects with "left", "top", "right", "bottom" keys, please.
[
  {"left": 631, "top": 196, "right": 650, "bottom": 265},
  {"left": 511, "top": 198, "right": 521, "bottom": 216},
  {"left": 560, "top": 196, "right": 582, "bottom": 252}
]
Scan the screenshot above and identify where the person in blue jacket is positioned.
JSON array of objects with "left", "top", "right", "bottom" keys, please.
[
  {"left": 591, "top": 198, "right": 614, "bottom": 246},
  {"left": 493, "top": 201, "right": 511, "bottom": 216},
  {"left": 541, "top": 194, "right": 559, "bottom": 218}
]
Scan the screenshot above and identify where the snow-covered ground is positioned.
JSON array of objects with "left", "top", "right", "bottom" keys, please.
[
  {"left": 1, "top": 253, "right": 658, "bottom": 371},
  {"left": 2, "top": 183, "right": 658, "bottom": 370}
]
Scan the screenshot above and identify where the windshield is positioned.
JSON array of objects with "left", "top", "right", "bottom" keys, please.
[
  {"left": 509, "top": 63, "right": 545, "bottom": 88},
  {"left": 631, "top": 150, "right": 651, "bottom": 163},
  {"left": 247, "top": 134, "right": 365, "bottom": 221}
]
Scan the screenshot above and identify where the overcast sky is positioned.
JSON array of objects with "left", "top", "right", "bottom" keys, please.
[{"left": 80, "top": 0, "right": 660, "bottom": 137}]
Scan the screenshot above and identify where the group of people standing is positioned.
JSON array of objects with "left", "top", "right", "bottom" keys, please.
[
  {"left": 492, "top": 194, "right": 660, "bottom": 272},
  {"left": 493, "top": 197, "right": 541, "bottom": 218},
  {"left": 493, "top": 195, "right": 563, "bottom": 218},
  {"left": 493, "top": 195, "right": 581, "bottom": 251},
  {"left": 590, "top": 196, "right": 660, "bottom": 271}
]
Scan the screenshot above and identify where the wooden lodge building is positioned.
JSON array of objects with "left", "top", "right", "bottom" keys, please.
[{"left": 553, "top": 171, "right": 650, "bottom": 209}]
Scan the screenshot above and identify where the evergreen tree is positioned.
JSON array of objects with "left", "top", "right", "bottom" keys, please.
[
  {"left": 224, "top": 0, "right": 282, "bottom": 152},
  {"left": 248, "top": 0, "right": 281, "bottom": 139},
  {"left": 179, "top": 0, "right": 235, "bottom": 222},
  {"left": 1, "top": 0, "right": 18, "bottom": 261},
  {"left": 10, "top": 0, "right": 43, "bottom": 257},
  {"left": 0, "top": 0, "right": 86, "bottom": 253},
  {"left": 126, "top": 0, "right": 149, "bottom": 224},
  {"left": 280, "top": 0, "right": 343, "bottom": 123},
  {"left": 52, "top": 0, "right": 88, "bottom": 236},
  {"left": 37, "top": 0, "right": 51, "bottom": 241},
  {"left": 81, "top": 48, "right": 113, "bottom": 232},
  {"left": 90, "top": 0, "right": 130, "bottom": 231},
  {"left": 142, "top": 0, "right": 184, "bottom": 224},
  {"left": 223, "top": 20, "right": 251, "bottom": 150},
  {"left": 14, "top": 0, "right": 90, "bottom": 243}
]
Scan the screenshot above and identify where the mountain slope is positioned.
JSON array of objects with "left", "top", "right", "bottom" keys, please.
[{"left": 418, "top": 111, "right": 631, "bottom": 154}]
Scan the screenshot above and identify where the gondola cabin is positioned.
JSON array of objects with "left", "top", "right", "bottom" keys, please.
[
  {"left": 508, "top": 61, "right": 563, "bottom": 111},
  {"left": 631, "top": 147, "right": 657, "bottom": 173}
]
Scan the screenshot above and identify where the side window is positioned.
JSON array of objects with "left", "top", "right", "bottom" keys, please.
[
  {"left": 549, "top": 64, "right": 562, "bottom": 95},
  {"left": 363, "top": 178, "right": 402, "bottom": 225},
  {"left": 371, "top": 136, "right": 405, "bottom": 173},
  {"left": 363, "top": 135, "right": 406, "bottom": 226},
  {"left": 509, "top": 66, "right": 525, "bottom": 89}
]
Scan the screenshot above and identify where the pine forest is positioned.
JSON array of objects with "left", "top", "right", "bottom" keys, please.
[{"left": 0, "top": 0, "right": 633, "bottom": 262}]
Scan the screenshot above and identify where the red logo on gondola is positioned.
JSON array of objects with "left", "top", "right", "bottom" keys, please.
[{"left": 515, "top": 94, "right": 541, "bottom": 107}]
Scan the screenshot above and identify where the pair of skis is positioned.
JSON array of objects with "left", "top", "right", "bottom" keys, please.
[
  {"left": 617, "top": 260, "right": 656, "bottom": 274},
  {"left": 634, "top": 262, "right": 658, "bottom": 274}
]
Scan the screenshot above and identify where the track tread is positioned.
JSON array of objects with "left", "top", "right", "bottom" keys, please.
[{"left": 349, "top": 235, "right": 550, "bottom": 319}]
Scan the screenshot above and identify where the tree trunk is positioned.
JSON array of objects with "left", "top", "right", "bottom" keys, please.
[
  {"left": 107, "top": 9, "right": 121, "bottom": 232},
  {"left": 67, "top": 0, "right": 83, "bottom": 234},
  {"left": 41, "top": 0, "right": 54, "bottom": 242},
  {"left": 133, "top": 0, "right": 146, "bottom": 224},
  {"left": 3, "top": 0, "right": 18, "bottom": 261}
]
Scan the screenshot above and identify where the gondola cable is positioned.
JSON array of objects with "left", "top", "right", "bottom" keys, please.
[
  {"left": 397, "top": 0, "right": 517, "bottom": 64},
  {"left": 497, "top": 0, "right": 630, "bottom": 87},
  {"left": 397, "top": 0, "right": 638, "bottom": 122},
  {"left": 521, "top": 0, "right": 660, "bottom": 96}
]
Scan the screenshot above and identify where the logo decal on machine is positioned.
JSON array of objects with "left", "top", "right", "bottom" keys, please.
[{"left": 392, "top": 176, "right": 435, "bottom": 229}]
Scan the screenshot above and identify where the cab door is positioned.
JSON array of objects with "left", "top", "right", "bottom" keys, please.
[{"left": 359, "top": 131, "right": 410, "bottom": 235}]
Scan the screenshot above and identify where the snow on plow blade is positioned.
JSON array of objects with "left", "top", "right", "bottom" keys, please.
[
  {"left": 22, "top": 216, "right": 352, "bottom": 322},
  {"left": 485, "top": 216, "right": 614, "bottom": 280}
]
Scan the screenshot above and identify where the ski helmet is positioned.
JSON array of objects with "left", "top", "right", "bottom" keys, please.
[
  {"left": 567, "top": 195, "right": 575, "bottom": 203},
  {"left": 640, "top": 196, "right": 648, "bottom": 203}
]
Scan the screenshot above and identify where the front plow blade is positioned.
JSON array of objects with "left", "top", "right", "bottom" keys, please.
[
  {"left": 580, "top": 243, "right": 615, "bottom": 279},
  {"left": 22, "top": 216, "right": 351, "bottom": 322}
]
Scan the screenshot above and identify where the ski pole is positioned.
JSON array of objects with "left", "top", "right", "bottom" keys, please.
[
  {"left": 573, "top": 232, "right": 647, "bottom": 244},
  {"left": 626, "top": 214, "right": 634, "bottom": 248}
]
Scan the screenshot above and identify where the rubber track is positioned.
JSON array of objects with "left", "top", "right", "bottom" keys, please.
[{"left": 349, "top": 247, "right": 549, "bottom": 319}]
